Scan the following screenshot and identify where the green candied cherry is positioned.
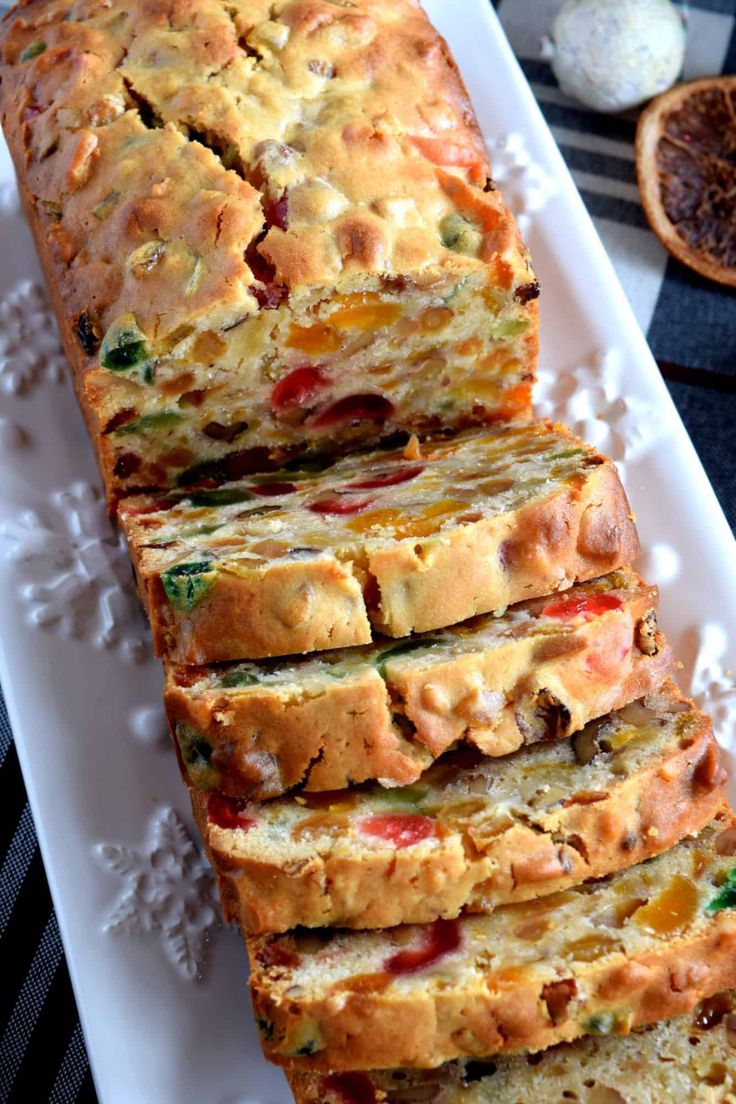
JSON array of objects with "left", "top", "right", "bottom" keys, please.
[
  {"left": 371, "top": 782, "right": 431, "bottom": 811},
  {"left": 439, "top": 213, "right": 482, "bottom": 256},
  {"left": 584, "top": 1011, "right": 629, "bottom": 1035},
  {"left": 161, "top": 560, "right": 217, "bottom": 612},
  {"left": 375, "top": 636, "right": 445, "bottom": 679},
  {"left": 100, "top": 314, "right": 151, "bottom": 375},
  {"left": 441, "top": 276, "right": 469, "bottom": 304},
  {"left": 708, "top": 866, "right": 736, "bottom": 912},
  {"left": 175, "top": 722, "right": 220, "bottom": 789},
  {"left": 491, "top": 317, "right": 530, "bottom": 339},
  {"left": 20, "top": 40, "right": 46, "bottom": 61},
  {"left": 287, "top": 1023, "right": 324, "bottom": 1058},
  {"left": 185, "top": 487, "right": 254, "bottom": 508},
  {"left": 547, "top": 447, "right": 588, "bottom": 462},
  {"left": 113, "top": 411, "right": 184, "bottom": 436},
  {"left": 283, "top": 451, "right": 335, "bottom": 475},
  {"left": 256, "top": 1017, "right": 274, "bottom": 1042},
  {"left": 92, "top": 191, "right": 120, "bottom": 220},
  {"left": 220, "top": 666, "right": 261, "bottom": 689}
]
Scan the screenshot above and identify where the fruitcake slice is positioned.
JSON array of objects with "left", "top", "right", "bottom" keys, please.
[
  {"left": 0, "top": 0, "right": 537, "bottom": 508},
  {"left": 248, "top": 812, "right": 736, "bottom": 1070},
  {"left": 288, "top": 990, "right": 736, "bottom": 1104},
  {"left": 194, "top": 684, "right": 725, "bottom": 933},
  {"left": 120, "top": 422, "right": 640, "bottom": 663},
  {"left": 195, "top": 683, "right": 725, "bottom": 933},
  {"left": 167, "top": 568, "right": 672, "bottom": 798}
]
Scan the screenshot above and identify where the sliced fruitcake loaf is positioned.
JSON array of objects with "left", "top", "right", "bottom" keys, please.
[
  {"left": 119, "top": 422, "right": 639, "bottom": 662},
  {"left": 0, "top": 0, "right": 537, "bottom": 508},
  {"left": 194, "top": 683, "right": 726, "bottom": 932},
  {"left": 168, "top": 568, "right": 672, "bottom": 798},
  {"left": 248, "top": 813, "right": 736, "bottom": 1070},
  {"left": 288, "top": 990, "right": 736, "bottom": 1103}
]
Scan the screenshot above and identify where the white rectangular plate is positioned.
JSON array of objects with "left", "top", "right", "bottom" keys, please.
[{"left": 0, "top": 3, "right": 734, "bottom": 1102}]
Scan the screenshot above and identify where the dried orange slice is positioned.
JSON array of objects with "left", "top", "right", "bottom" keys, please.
[{"left": 636, "top": 76, "right": 736, "bottom": 287}]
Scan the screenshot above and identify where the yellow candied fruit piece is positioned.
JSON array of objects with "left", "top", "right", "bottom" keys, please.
[
  {"left": 454, "top": 336, "right": 483, "bottom": 357},
  {"left": 346, "top": 499, "right": 466, "bottom": 538},
  {"left": 478, "top": 351, "right": 523, "bottom": 375},
  {"left": 192, "top": 330, "right": 228, "bottom": 364},
  {"left": 291, "top": 812, "right": 351, "bottom": 840},
  {"left": 567, "top": 932, "right": 621, "bottom": 962},
  {"left": 486, "top": 965, "right": 531, "bottom": 990},
  {"left": 419, "top": 306, "right": 453, "bottom": 333},
  {"left": 633, "top": 874, "right": 699, "bottom": 936},
  {"left": 604, "top": 725, "right": 642, "bottom": 753},
  {"left": 285, "top": 322, "right": 342, "bottom": 354},
  {"left": 483, "top": 287, "right": 506, "bottom": 311},
  {"left": 327, "top": 292, "right": 403, "bottom": 331}
]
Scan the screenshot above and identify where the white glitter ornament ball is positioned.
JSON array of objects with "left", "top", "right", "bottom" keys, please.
[{"left": 549, "top": 0, "right": 686, "bottom": 113}]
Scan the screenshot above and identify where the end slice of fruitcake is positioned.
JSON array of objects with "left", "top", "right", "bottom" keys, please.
[
  {"left": 287, "top": 990, "right": 736, "bottom": 1103},
  {"left": 120, "top": 422, "right": 640, "bottom": 663},
  {"left": 167, "top": 568, "right": 672, "bottom": 799},
  {"left": 194, "top": 683, "right": 725, "bottom": 933},
  {"left": 248, "top": 813, "right": 736, "bottom": 1070},
  {"left": 0, "top": 0, "right": 537, "bottom": 508}
]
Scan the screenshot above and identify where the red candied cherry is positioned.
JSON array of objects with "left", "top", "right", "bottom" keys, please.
[
  {"left": 250, "top": 482, "right": 298, "bottom": 497},
  {"left": 359, "top": 814, "right": 437, "bottom": 848},
  {"left": 321, "top": 1072, "right": 377, "bottom": 1104},
  {"left": 541, "top": 593, "right": 623, "bottom": 621},
  {"left": 384, "top": 918, "right": 461, "bottom": 975},
  {"left": 265, "top": 191, "right": 288, "bottom": 231},
  {"left": 271, "top": 365, "right": 329, "bottom": 410},
  {"left": 311, "top": 393, "right": 394, "bottom": 427},
  {"left": 347, "top": 465, "right": 424, "bottom": 490},
  {"left": 308, "top": 494, "right": 375, "bottom": 516},
  {"left": 207, "top": 794, "right": 256, "bottom": 832}
]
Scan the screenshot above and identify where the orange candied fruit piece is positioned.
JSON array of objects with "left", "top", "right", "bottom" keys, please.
[
  {"left": 454, "top": 337, "right": 483, "bottom": 357},
  {"left": 478, "top": 351, "right": 522, "bottom": 375},
  {"left": 327, "top": 292, "right": 403, "bottom": 331},
  {"left": 285, "top": 322, "right": 342, "bottom": 355},
  {"left": 419, "top": 306, "right": 453, "bottom": 333},
  {"left": 192, "top": 330, "right": 227, "bottom": 364},
  {"left": 346, "top": 499, "right": 466, "bottom": 538},
  {"left": 486, "top": 964, "right": 530, "bottom": 990},
  {"left": 633, "top": 875, "right": 699, "bottom": 936}
]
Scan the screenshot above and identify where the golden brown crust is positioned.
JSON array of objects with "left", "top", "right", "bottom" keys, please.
[
  {"left": 120, "top": 424, "right": 641, "bottom": 663},
  {"left": 371, "top": 460, "right": 640, "bottom": 639},
  {"left": 251, "top": 923, "right": 736, "bottom": 1071},
  {"left": 145, "top": 553, "right": 373, "bottom": 661},
  {"left": 164, "top": 572, "right": 673, "bottom": 799},
  {"left": 0, "top": 0, "right": 538, "bottom": 506},
  {"left": 193, "top": 688, "right": 726, "bottom": 932},
  {"left": 287, "top": 991, "right": 736, "bottom": 1103},
  {"left": 247, "top": 815, "right": 736, "bottom": 1071}
]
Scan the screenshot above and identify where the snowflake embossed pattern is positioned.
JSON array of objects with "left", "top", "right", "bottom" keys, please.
[
  {"left": 2, "top": 480, "right": 148, "bottom": 660},
  {"left": 485, "top": 131, "right": 559, "bottom": 235},
  {"left": 0, "top": 417, "right": 28, "bottom": 449},
  {"left": 97, "top": 807, "right": 219, "bottom": 982},
  {"left": 535, "top": 348, "right": 664, "bottom": 477},
  {"left": 688, "top": 622, "right": 736, "bottom": 754},
  {"left": 0, "top": 279, "right": 67, "bottom": 394}
]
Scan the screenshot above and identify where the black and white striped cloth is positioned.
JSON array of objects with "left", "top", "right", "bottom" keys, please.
[{"left": 1, "top": 2, "right": 734, "bottom": 1101}]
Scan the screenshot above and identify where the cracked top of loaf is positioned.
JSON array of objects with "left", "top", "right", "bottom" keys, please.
[{"left": 0, "top": 0, "right": 530, "bottom": 349}]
